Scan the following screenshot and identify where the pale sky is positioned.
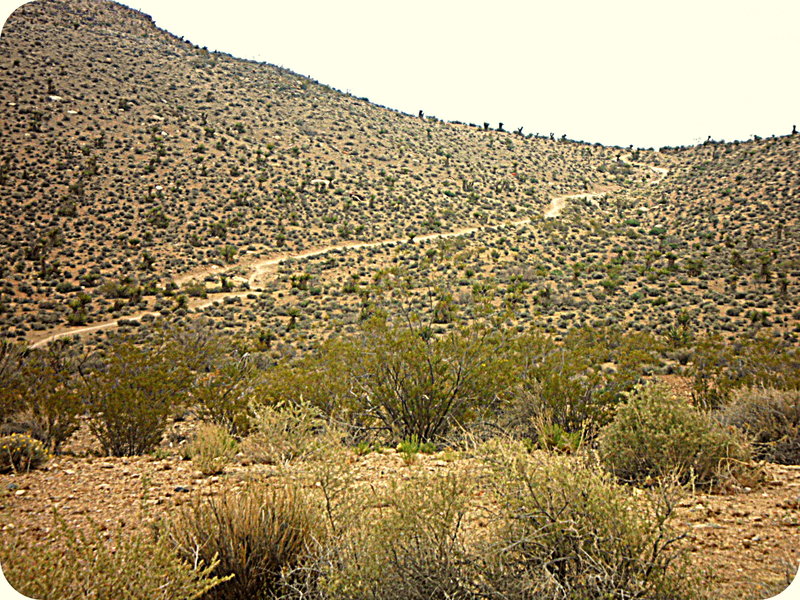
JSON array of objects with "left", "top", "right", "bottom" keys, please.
[{"left": 2, "top": 0, "right": 799, "bottom": 148}]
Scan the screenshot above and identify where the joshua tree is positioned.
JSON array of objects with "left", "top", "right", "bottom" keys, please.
[
  {"left": 778, "top": 274, "right": 788, "bottom": 297},
  {"left": 219, "top": 244, "right": 237, "bottom": 264}
]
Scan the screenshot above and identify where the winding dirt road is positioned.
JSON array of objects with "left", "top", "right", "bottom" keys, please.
[
  {"left": 619, "top": 153, "right": 670, "bottom": 185},
  {"left": 544, "top": 192, "right": 607, "bottom": 218},
  {"left": 29, "top": 161, "right": 667, "bottom": 348}
]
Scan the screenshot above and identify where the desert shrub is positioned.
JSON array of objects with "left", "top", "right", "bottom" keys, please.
[
  {"left": 302, "top": 448, "right": 699, "bottom": 599},
  {"left": 598, "top": 383, "right": 753, "bottom": 487},
  {"left": 716, "top": 387, "right": 800, "bottom": 464},
  {"left": 267, "top": 323, "right": 658, "bottom": 445},
  {"left": 0, "top": 516, "right": 226, "bottom": 600},
  {"left": 258, "top": 337, "right": 357, "bottom": 420},
  {"left": 265, "top": 318, "right": 513, "bottom": 444},
  {"left": 480, "top": 443, "right": 699, "bottom": 600},
  {"left": 315, "top": 471, "right": 478, "bottom": 600},
  {"left": 690, "top": 334, "right": 800, "bottom": 409},
  {"left": 0, "top": 433, "right": 50, "bottom": 473},
  {"left": 165, "top": 483, "right": 322, "bottom": 600},
  {"left": 81, "top": 337, "right": 194, "bottom": 456},
  {"left": 507, "top": 327, "right": 663, "bottom": 437},
  {"left": 347, "top": 318, "right": 512, "bottom": 442},
  {"left": 241, "top": 401, "right": 340, "bottom": 465},
  {"left": 0, "top": 340, "right": 84, "bottom": 452},
  {"left": 184, "top": 423, "right": 239, "bottom": 475},
  {"left": 0, "top": 341, "right": 27, "bottom": 421},
  {"left": 192, "top": 354, "right": 258, "bottom": 437}
]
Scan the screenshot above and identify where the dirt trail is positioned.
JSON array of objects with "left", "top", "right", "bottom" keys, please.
[
  {"left": 30, "top": 221, "right": 528, "bottom": 348},
  {"left": 544, "top": 192, "right": 606, "bottom": 218},
  {"left": 28, "top": 179, "right": 664, "bottom": 348},
  {"left": 619, "top": 153, "right": 670, "bottom": 185}
]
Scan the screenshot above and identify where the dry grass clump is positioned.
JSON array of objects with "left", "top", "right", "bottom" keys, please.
[
  {"left": 598, "top": 383, "right": 754, "bottom": 488},
  {"left": 314, "top": 471, "right": 477, "bottom": 600},
  {"left": 716, "top": 387, "right": 800, "bottom": 464},
  {"left": 0, "top": 515, "right": 226, "bottom": 600},
  {"left": 165, "top": 483, "right": 323, "bottom": 600},
  {"left": 183, "top": 423, "right": 239, "bottom": 476},
  {"left": 241, "top": 401, "right": 341, "bottom": 465}
]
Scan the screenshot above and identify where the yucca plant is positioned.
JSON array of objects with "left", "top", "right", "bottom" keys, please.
[{"left": 530, "top": 412, "right": 584, "bottom": 454}]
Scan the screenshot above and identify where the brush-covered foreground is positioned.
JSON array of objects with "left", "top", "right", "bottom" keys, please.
[{"left": 0, "top": 323, "right": 798, "bottom": 599}]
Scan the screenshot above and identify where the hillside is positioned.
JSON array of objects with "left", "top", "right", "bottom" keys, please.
[
  {"left": 1, "top": 0, "right": 649, "bottom": 347},
  {"left": 1, "top": 1, "right": 797, "bottom": 354}
]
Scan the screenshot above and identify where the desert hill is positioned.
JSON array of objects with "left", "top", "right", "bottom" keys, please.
[
  {"left": 1, "top": 0, "right": 655, "bottom": 345},
  {"left": 1, "top": 0, "right": 797, "bottom": 353}
]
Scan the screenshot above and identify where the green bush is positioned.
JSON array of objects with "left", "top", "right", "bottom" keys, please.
[
  {"left": 165, "top": 483, "right": 322, "bottom": 600},
  {"left": 265, "top": 318, "right": 513, "bottom": 444},
  {"left": 0, "top": 340, "right": 83, "bottom": 453},
  {"left": 346, "top": 318, "right": 512, "bottom": 442},
  {"left": 261, "top": 323, "right": 660, "bottom": 446},
  {"left": 0, "top": 341, "right": 26, "bottom": 420},
  {"left": 598, "top": 383, "right": 753, "bottom": 487},
  {"left": 480, "top": 443, "right": 699, "bottom": 599},
  {"left": 0, "top": 516, "right": 227, "bottom": 600},
  {"left": 0, "top": 433, "right": 50, "bottom": 473},
  {"left": 716, "top": 387, "right": 800, "bottom": 464},
  {"left": 184, "top": 423, "right": 239, "bottom": 476},
  {"left": 507, "top": 327, "right": 663, "bottom": 437},
  {"left": 690, "top": 334, "right": 800, "bottom": 409},
  {"left": 82, "top": 338, "right": 194, "bottom": 456},
  {"left": 192, "top": 355, "right": 257, "bottom": 437},
  {"left": 258, "top": 337, "right": 357, "bottom": 421}
]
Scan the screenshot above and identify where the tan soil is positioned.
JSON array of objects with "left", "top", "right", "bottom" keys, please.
[{"left": 0, "top": 417, "right": 796, "bottom": 600}]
